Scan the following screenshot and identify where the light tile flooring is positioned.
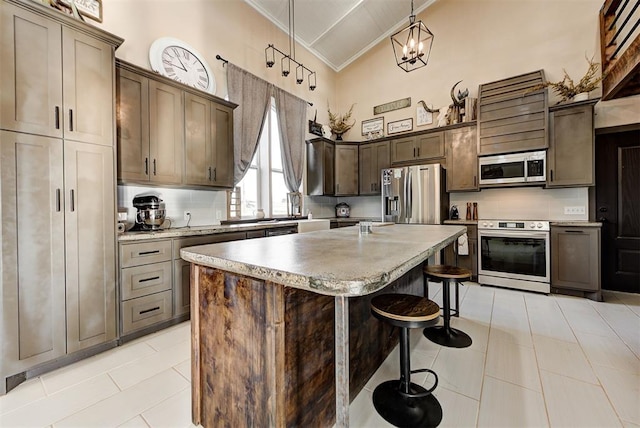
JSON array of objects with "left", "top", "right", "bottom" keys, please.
[{"left": 1, "top": 283, "right": 639, "bottom": 427}]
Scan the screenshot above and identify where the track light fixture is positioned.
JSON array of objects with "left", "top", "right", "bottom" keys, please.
[{"left": 264, "top": 0, "right": 317, "bottom": 90}]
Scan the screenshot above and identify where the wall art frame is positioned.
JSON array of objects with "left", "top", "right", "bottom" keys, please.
[{"left": 387, "top": 118, "right": 413, "bottom": 135}]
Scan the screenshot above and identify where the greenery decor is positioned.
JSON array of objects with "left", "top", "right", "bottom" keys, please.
[
  {"left": 328, "top": 104, "right": 355, "bottom": 138},
  {"left": 530, "top": 56, "right": 604, "bottom": 104}
]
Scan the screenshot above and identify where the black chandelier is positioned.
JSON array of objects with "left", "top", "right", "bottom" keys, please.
[
  {"left": 265, "top": 0, "right": 316, "bottom": 90},
  {"left": 390, "top": 0, "right": 434, "bottom": 72}
]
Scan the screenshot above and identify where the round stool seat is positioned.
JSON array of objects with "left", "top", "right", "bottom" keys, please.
[
  {"left": 370, "top": 293, "right": 443, "bottom": 427},
  {"left": 423, "top": 265, "right": 473, "bottom": 349},
  {"left": 424, "top": 264, "right": 471, "bottom": 280},
  {"left": 371, "top": 294, "right": 440, "bottom": 329}
]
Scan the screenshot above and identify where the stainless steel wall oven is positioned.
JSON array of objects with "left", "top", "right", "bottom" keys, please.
[{"left": 478, "top": 220, "right": 550, "bottom": 293}]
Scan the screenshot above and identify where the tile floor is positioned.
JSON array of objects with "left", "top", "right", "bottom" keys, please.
[{"left": 1, "top": 282, "right": 639, "bottom": 427}]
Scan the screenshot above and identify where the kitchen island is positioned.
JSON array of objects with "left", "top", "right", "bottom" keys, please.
[{"left": 180, "top": 224, "right": 466, "bottom": 427}]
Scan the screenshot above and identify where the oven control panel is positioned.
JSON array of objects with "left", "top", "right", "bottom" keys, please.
[{"left": 479, "top": 220, "right": 550, "bottom": 231}]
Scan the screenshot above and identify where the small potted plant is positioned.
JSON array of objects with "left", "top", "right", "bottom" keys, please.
[
  {"left": 530, "top": 55, "right": 604, "bottom": 104},
  {"left": 328, "top": 104, "right": 355, "bottom": 140}
]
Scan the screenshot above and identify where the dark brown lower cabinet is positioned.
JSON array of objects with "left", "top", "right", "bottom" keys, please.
[
  {"left": 444, "top": 224, "right": 478, "bottom": 280},
  {"left": 551, "top": 226, "right": 602, "bottom": 301}
]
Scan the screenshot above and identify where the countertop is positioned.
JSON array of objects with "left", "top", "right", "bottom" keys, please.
[
  {"left": 444, "top": 219, "right": 602, "bottom": 228},
  {"left": 118, "top": 219, "right": 312, "bottom": 241},
  {"left": 443, "top": 219, "right": 478, "bottom": 226},
  {"left": 550, "top": 221, "right": 602, "bottom": 228},
  {"left": 180, "top": 224, "right": 466, "bottom": 297}
]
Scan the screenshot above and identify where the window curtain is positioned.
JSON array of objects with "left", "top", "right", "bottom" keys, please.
[
  {"left": 226, "top": 63, "right": 272, "bottom": 185},
  {"left": 273, "top": 86, "right": 307, "bottom": 193}
]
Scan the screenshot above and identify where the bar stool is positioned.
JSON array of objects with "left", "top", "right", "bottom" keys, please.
[
  {"left": 423, "top": 265, "right": 472, "bottom": 348},
  {"left": 370, "top": 293, "right": 443, "bottom": 428}
]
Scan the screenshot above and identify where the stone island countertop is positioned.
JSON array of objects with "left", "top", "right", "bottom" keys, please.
[{"left": 180, "top": 223, "right": 466, "bottom": 296}]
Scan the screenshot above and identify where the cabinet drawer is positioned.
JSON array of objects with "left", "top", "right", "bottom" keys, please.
[
  {"left": 173, "top": 232, "right": 247, "bottom": 258},
  {"left": 121, "top": 290, "right": 173, "bottom": 335},
  {"left": 120, "top": 240, "right": 172, "bottom": 267},
  {"left": 121, "top": 261, "right": 172, "bottom": 300}
]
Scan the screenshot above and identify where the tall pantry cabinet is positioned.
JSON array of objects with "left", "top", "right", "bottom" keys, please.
[{"left": 0, "top": 0, "right": 123, "bottom": 394}]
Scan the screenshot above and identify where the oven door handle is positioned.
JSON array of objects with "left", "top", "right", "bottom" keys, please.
[{"left": 478, "top": 230, "right": 549, "bottom": 239}]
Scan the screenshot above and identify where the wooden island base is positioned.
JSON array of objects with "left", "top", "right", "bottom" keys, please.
[{"left": 190, "top": 263, "right": 424, "bottom": 427}]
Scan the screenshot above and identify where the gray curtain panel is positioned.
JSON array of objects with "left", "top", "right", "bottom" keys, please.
[
  {"left": 273, "top": 86, "right": 307, "bottom": 193},
  {"left": 226, "top": 63, "right": 272, "bottom": 185}
]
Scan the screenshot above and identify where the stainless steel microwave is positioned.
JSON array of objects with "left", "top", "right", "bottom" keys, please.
[{"left": 479, "top": 151, "right": 546, "bottom": 186}]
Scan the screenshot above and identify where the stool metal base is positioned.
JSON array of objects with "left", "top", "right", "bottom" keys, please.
[
  {"left": 372, "top": 380, "right": 443, "bottom": 428},
  {"left": 423, "top": 325, "right": 473, "bottom": 348}
]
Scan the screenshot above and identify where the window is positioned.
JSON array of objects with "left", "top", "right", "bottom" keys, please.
[{"left": 235, "top": 98, "right": 293, "bottom": 218}]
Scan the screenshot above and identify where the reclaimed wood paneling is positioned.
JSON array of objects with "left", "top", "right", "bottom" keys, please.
[
  {"left": 192, "top": 266, "right": 284, "bottom": 427},
  {"left": 191, "top": 263, "right": 425, "bottom": 427}
]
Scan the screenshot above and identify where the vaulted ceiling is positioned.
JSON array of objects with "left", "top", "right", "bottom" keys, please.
[{"left": 244, "top": 0, "right": 437, "bottom": 72}]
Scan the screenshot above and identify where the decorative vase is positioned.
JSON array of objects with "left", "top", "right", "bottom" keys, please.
[
  {"left": 334, "top": 133, "right": 343, "bottom": 141},
  {"left": 573, "top": 92, "right": 589, "bottom": 102},
  {"left": 256, "top": 208, "right": 265, "bottom": 219}
]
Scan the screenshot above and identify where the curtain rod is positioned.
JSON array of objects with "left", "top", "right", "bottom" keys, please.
[{"left": 215, "top": 54, "right": 313, "bottom": 106}]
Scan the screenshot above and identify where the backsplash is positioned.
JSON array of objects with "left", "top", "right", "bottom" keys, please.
[
  {"left": 118, "top": 185, "right": 588, "bottom": 226},
  {"left": 450, "top": 187, "right": 589, "bottom": 221},
  {"left": 304, "top": 195, "right": 381, "bottom": 219},
  {"left": 118, "top": 185, "right": 227, "bottom": 227}
]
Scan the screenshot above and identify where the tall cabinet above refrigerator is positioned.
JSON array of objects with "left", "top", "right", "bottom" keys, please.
[{"left": 382, "top": 164, "right": 449, "bottom": 225}]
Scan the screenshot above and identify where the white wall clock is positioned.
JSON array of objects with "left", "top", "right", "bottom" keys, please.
[{"left": 149, "top": 37, "right": 216, "bottom": 95}]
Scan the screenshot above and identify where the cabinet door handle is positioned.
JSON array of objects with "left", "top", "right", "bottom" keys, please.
[
  {"left": 56, "top": 189, "right": 61, "bottom": 212},
  {"left": 69, "top": 109, "right": 73, "bottom": 131},
  {"left": 550, "top": 169, "right": 553, "bottom": 181},
  {"left": 139, "top": 306, "right": 160, "bottom": 315},
  {"left": 139, "top": 250, "right": 160, "bottom": 255},
  {"left": 413, "top": 147, "right": 416, "bottom": 157},
  {"left": 54, "top": 106, "right": 60, "bottom": 129},
  {"left": 139, "top": 276, "right": 160, "bottom": 283},
  {"left": 70, "top": 189, "right": 75, "bottom": 212},
  {"left": 473, "top": 176, "right": 477, "bottom": 186},
  {"left": 153, "top": 159, "right": 157, "bottom": 175},
  {"left": 565, "top": 230, "right": 584, "bottom": 233},
  {"left": 417, "top": 147, "right": 420, "bottom": 157},
  {"left": 208, "top": 166, "right": 212, "bottom": 181},
  {"left": 213, "top": 167, "right": 217, "bottom": 181},
  {"left": 144, "top": 158, "right": 149, "bottom": 175}
]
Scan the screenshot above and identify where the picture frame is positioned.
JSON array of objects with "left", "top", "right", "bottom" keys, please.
[
  {"left": 308, "top": 120, "right": 324, "bottom": 137},
  {"left": 59, "top": 0, "right": 103, "bottom": 22},
  {"left": 416, "top": 103, "right": 434, "bottom": 126},
  {"left": 387, "top": 118, "right": 413, "bottom": 135},
  {"left": 361, "top": 117, "right": 384, "bottom": 136}
]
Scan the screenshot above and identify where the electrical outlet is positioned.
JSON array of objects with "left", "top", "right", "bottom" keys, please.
[
  {"left": 184, "top": 211, "right": 191, "bottom": 221},
  {"left": 216, "top": 210, "right": 222, "bottom": 220},
  {"left": 564, "top": 206, "right": 586, "bottom": 215}
]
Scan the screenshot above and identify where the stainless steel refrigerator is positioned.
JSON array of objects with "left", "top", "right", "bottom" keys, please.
[{"left": 382, "top": 164, "right": 448, "bottom": 224}]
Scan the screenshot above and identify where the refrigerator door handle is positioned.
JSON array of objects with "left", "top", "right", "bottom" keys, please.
[{"left": 406, "top": 169, "right": 413, "bottom": 221}]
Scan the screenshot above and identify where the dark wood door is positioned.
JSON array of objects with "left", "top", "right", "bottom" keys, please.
[{"left": 595, "top": 128, "right": 640, "bottom": 293}]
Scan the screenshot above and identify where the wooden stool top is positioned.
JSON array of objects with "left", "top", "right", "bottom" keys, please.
[
  {"left": 424, "top": 265, "right": 471, "bottom": 280},
  {"left": 371, "top": 294, "right": 439, "bottom": 323}
]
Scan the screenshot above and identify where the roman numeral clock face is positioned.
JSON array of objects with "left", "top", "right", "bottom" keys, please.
[{"left": 149, "top": 38, "right": 216, "bottom": 95}]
